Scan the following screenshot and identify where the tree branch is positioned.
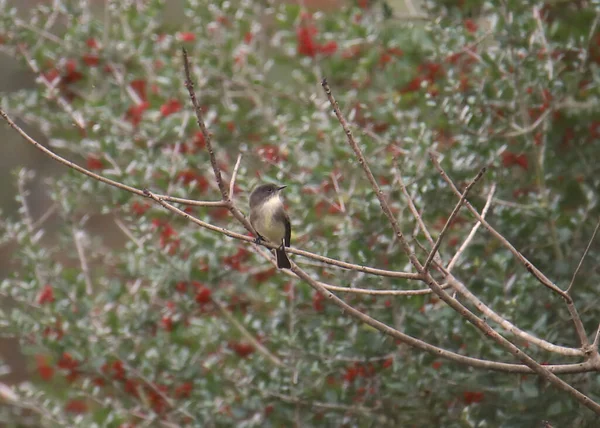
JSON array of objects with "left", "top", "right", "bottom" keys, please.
[{"left": 423, "top": 167, "right": 486, "bottom": 272}]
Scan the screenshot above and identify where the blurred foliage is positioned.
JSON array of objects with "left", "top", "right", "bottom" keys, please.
[{"left": 1, "top": 0, "right": 600, "bottom": 426}]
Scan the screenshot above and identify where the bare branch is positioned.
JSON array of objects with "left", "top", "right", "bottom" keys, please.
[
  {"left": 447, "top": 184, "right": 496, "bottom": 272},
  {"left": 141, "top": 187, "right": 578, "bottom": 373},
  {"left": 593, "top": 323, "right": 600, "bottom": 349},
  {"left": 182, "top": 47, "right": 228, "bottom": 198},
  {"left": 447, "top": 276, "right": 583, "bottom": 356},
  {"left": 72, "top": 227, "right": 93, "bottom": 296},
  {"left": 396, "top": 171, "right": 435, "bottom": 247},
  {"left": 430, "top": 153, "right": 590, "bottom": 349},
  {"left": 321, "top": 78, "right": 423, "bottom": 273},
  {"left": 423, "top": 167, "right": 486, "bottom": 271},
  {"left": 566, "top": 218, "right": 600, "bottom": 294},
  {"left": 321, "top": 82, "right": 600, "bottom": 410},
  {"left": 0, "top": 107, "right": 225, "bottom": 207},
  {"left": 229, "top": 153, "right": 242, "bottom": 202},
  {"left": 181, "top": 48, "right": 257, "bottom": 235}
]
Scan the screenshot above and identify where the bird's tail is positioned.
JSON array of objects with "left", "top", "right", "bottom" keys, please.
[{"left": 275, "top": 247, "right": 291, "bottom": 269}]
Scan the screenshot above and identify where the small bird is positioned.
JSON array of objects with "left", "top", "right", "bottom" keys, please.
[{"left": 249, "top": 183, "right": 291, "bottom": 269}]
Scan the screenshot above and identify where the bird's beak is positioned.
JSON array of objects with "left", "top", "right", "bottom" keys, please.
[{"left": 278, "top": 185, "right": 287, "bottom": 191}]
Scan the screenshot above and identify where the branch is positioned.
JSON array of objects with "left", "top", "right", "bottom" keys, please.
[
  {"left": 141, "top": 187, "right": 584, "bottom": 373},
  {"left": 447, "top": 184, "right": 496, "bottom": 272},
  {"left": 430, "top": 153, "right": 590, "bottom": 350},
  {"left": 72, "top": 227, "right": 93, "bottom": 296},
  {"left": 395, "top": 170, "right": 435, "bottom": 247},
  {"left": 0, "top": 107, "right": 227, "bottom": 206},
  {"left": 322, "top": 81, "right": 600, "bottom": 413},
  {"left": 422, "top": 167, "right": 486, "bottom": 272},
  {"left": 447, "top": 276, "right": 583, "bottom": 356},
  {"left": 229, "top": 153, "right": 242, "bottom": 202},
  {"left": 321, "top": 78, "right": 423, "bottom": 273},
  {"left": 1, "top": 106, "right": 425, "bottom": 280},
  {"left": 181, "top": 47, "right": 255, "bottom": 234},
  {"left": 566, "top": 218, "right": 600, "bottom": 294}
]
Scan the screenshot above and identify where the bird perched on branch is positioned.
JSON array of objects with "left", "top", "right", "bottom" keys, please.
[{"left": 249, "top": 183, "right": 291, "bottom": 269}]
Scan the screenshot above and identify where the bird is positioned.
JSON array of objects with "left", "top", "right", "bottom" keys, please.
[{"left": 249, "top": 183, "right": 291, "bottom": 269}]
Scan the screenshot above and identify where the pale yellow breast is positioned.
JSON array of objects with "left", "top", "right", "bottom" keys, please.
[{"left": 253, "top": 196, "right": 286, "bottom": 244}]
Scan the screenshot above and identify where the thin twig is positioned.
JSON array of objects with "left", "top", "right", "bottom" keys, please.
[
  {"left": 229, "top": 153, "right": 242, "bottom": 202},
  {"left": 396, "top": 171, "right": 435, "bottom": 247},
  {"left": 182, "top": 47, "right": 227, "bottom": 196},
  {"left": 448, "top": 184, "right": 496, "bottom": 272},
  {"left": 31, "top": 203, "right": 58, "bottom": 230},
  {"left": 430, "top": 153, "right": 562, "bottom": 296},
  {"left": 114, "top": 218, "right": 144, "bottom": 249},
  {"left": 503, "top": 108, "right": 551, "bottom": 137},
  {"left": 14, "top": 18, "right": 64, "bottom": 45},
  {"left": 533, "top": 6, "right": 554, "bottom": 80},
  {"left": 251, "top": 245, "right": 438, "bottom": 296},
  {"left": 593, "top": 324, "right": 600, "bottom": 349},
  {"left": 17, "top": 170, "right": 46, "bottom": 286},
  {"left": 72, "top": 227, "right": 93, "bottom": 295},
  {"left": 118, "top": 358, "right": 196, "bottom": 422},
  {"left": 423, "top": 167, "right": 486, "bottom": 272},
  {"left": 566, "top": 218, "right": 600, "bottom": 294}
]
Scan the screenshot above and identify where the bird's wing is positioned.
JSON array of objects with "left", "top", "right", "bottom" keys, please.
[{"left": 284, "top": 212, "right": 291, "bottom": 247}]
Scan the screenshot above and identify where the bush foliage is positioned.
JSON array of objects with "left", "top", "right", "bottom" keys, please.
[{"left": 1, "top": 0, "right": 600, "bottom": 426}]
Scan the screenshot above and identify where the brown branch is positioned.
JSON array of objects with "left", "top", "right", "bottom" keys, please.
[
  {"left": 322, "top": 81, "right": 600, "bottom": 413},
  {"left": 321, "top": 78, "right": 423, "bottom": 272},
  {"left": 430, "top": 153, "right": 590, "bottom": 350},
  {"left": 182, "top": 47, "right": 228, "bottom": 198},
  {"left": 447, "top": 184, "right": 496, "bottom": 272},
  {"left": 1, "top": 106, "right": 424, "bottom": 279},
  {"left": 140, "top": 186, "right": 583, "bottom": 373},
  {"left": 593, "top": 324, "right": 600, "bottom": 349},
  {"left": 181, "top": 47, "right": 255, "bottom": 234},
  {"left": 441, "top": 187, "right": 578, "bottom": 355},
  {"left": 447, "top": 276, "right": 583, "bottom": 356},
  {"left": 229, "top": 153, "right": 242, "bottom": 202},
  {"left": 429, "top": 152, "right": 561, "bottom": 294},
  {"left": 396, "top": 170, "right": 435, "bottom": 247},
  {"left": 423, "top": 167, "right": 486, "bottom": 271},
  {"left": 566, "top": 218, "right": 600, "bottom": 294},
  {"left": 0, "top": 107, "right": 226, "bottom": 207}
]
